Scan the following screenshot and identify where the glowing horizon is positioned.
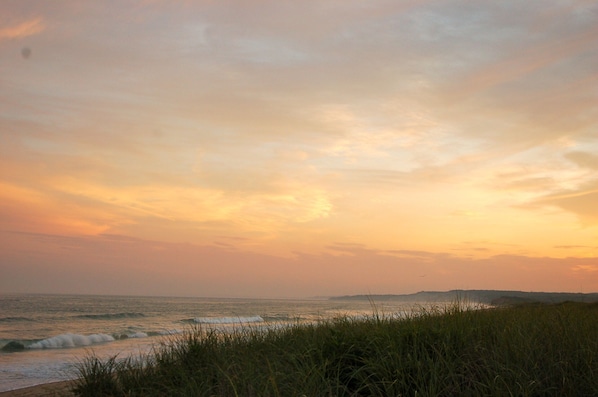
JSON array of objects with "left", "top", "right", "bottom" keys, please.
[{"left": 1, "top": 1, "right": 597, "bottom": 297}]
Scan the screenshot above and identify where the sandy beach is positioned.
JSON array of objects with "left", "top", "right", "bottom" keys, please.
[{"left": 0, "top": 381, "right": 75, "bottom": 397}]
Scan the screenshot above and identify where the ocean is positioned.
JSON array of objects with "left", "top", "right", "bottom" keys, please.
[{"left": 0, "top": 294, "right": 416, "bottom": 392}]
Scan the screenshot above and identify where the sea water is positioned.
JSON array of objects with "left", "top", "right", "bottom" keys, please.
[{"left": 0, "top": 294, "right": 416, "bottom": 392}]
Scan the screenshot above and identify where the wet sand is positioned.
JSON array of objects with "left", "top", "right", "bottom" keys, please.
[{"left": 0, "top": 381, "right": 75, "bottom": 397}]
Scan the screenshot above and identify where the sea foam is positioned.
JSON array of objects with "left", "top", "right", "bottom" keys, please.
[
  {"left": 127, "top": 332, "right": 148, "bottom": 338},
  {"left": 192, "top": 315, "right": 264, "bottom": 324},
  {"left": 29, "top": 333, "right": 115, "bottom": 349}
]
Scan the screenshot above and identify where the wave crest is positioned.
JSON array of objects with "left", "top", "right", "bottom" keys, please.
[
  {"left": 29, "top": 333, "right": 115, "bottom": 349},
  {"left": 191, "top": 315, "right": 264, "bottom": 324}
]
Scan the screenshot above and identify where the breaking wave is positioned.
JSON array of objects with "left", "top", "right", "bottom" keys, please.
[
  {"left": 29, "top": 333, "right": 115, "bottom": 349},
  {"left": 128, "top": 332, "right": 148, "bottom": 338},
  {"left": 157, "top": 329, "right": 183, "bottom": 336},
  {"left": 188, "top": 315, "right": 264, "bottom": 324}
]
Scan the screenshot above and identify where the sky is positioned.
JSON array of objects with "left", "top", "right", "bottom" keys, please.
[{"left": 1, "top": 0, "right": 597, "bottom": 298}]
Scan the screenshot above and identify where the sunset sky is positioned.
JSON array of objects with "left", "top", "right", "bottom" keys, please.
[{"left": 1, "top": 0, "right": 597, "bottom": 298}]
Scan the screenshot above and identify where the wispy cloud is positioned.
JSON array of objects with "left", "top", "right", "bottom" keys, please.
[{"left": 0, "top": 17, "right": 45, "bottom": 40}]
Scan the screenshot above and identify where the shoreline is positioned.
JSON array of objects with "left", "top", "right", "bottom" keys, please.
[{"left": 0, "top": 381, "right": 75, "bottom": 397}]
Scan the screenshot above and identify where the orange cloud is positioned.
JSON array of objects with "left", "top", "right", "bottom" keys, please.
[
  {"left": 0, "top": 17, "right": 45, "bottom": 40},
  {"left": 533, "top": 184, "right": 598, "bottom": 224},
  {"left": 0, "top": 181, "right": 120, "bottom": 236}
]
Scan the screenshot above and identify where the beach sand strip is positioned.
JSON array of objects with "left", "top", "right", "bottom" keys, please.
[{"left": 0, "top": 381, "right": 76, "bottom": 397}]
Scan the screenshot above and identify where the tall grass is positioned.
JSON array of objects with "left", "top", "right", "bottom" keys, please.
[{"left": 73, "top": 301, "right": 598, "bottom": 396}]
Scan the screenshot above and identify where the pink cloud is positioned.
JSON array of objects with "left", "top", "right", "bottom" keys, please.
[{"left": 0, "top": 17, "right": 45, "bottom": 40}]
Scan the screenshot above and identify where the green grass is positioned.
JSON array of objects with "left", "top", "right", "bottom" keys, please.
[{"left": 73, "top": 301, "right": 598, "bottom": 396}]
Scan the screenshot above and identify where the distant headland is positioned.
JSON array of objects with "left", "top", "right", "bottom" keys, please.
[{"left": 330, "top": 289, "right": 598, "bottom": 306}]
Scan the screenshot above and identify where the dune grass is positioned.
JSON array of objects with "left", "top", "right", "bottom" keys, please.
[{"left": 73, "top": 301, "right": 598, "bottom": 396}]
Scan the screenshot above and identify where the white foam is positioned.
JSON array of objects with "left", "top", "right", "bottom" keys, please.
[
  {"left": 193, "top": 315, "right": 264, "bottom": 324},
  {"left": 127, "top": 332, "right": 148, "bottom": 339},
  {"left": 159, "top": 329, "right": 183, "bottom": 335},
  {"left": 29, "top": 333, "right": 115, "bottom": 349}
]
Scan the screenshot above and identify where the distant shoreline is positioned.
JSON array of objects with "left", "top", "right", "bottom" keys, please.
[{"left": 330, "top": 289, "right": 598, "bottom": 305}]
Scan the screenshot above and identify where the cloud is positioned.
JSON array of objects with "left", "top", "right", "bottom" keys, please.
[
  {"left": 554, "top": 245, "right": 595, "bottom": 250},
  {"left": 457, "top": 22, "right": 598, "bottom": 98},
  {"left": 2, "top": 231, "right": 596, "bottom": 297},
  {"left": 531, "top": 180, "right": 598, "bottom": 224},
  {"left": 565, "top": 151, "right": 598, "bottom": 170},
  {"left": 0, "top": 17, "right": 45, "bottom": 40}
]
